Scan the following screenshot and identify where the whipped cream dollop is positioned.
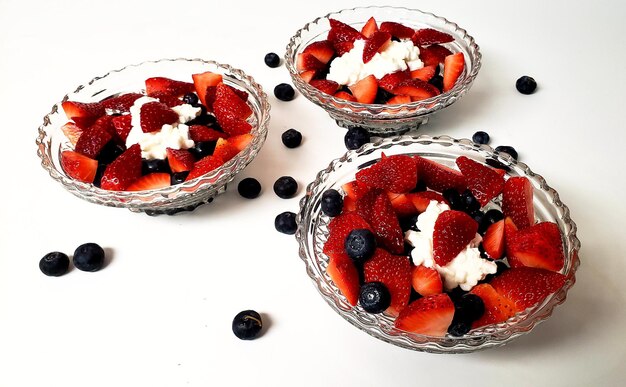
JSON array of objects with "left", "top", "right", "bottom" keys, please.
[
  {"left": 327, "top": 39, "right": 424, "bottom": 86},
  {"left": 405, "top": 200, "right": 497, "bottom": 291},
  {"left": 126, "top": 96, "right": 200, "bottom": 160}
]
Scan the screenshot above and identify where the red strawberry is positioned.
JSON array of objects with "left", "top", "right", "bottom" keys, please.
[
  {"left": 323, "top": 211, "right": 372, "bottom": 255},
  {"left": 433, "top": 210, "right": 478, "bottom": 266},
  {"left": 326, "top": 250, "right": 360, "bottom": 306},
  {"left": 483, "top": 219, "right": 505, "bottom": 259},
  {"left": 341, "top": 180, "right": 370, "bottom": 211},
  {"left": 443, "top": 52, "right": 465, "bottom": 92},
  {"left": 192, "top": 71, "right": 223, "bottom": 106},
  {"left": 393, "top": 78, "right": 440, "bottom": 100},
  {"left": 213, "top": 83, "right": 252, "bottom": 120},
  {"left": 126, "top": 173, "right": 171, "bottom": 191},
  {"left": 504, "top": 216, "right": 518, "bottom": 241},
  {"left": 394, "top": 293, "right": 454, "bottom": 336},
  {"left": 139, "top": 101, "right": 178, "bottom": 133},
  {"left": 61, "top": 122, "right": 82, "bottom": 146},
  {"left": 409, "top": 191, "right": 447, "bottom": 212},
  {"left": 410, "top": 65, "right": 437, "bottom": 81},
  {"left": 419, "top": 44, "right": 452, "bottom": 67},
  {"left": 412, "top": 28, "right": 454, "bottom": 45},
  {"left": 334, "top": 41, "right": 355, "bottom": 56},
  {"left": 309, "top": 79, "right": 339, "bottom": 95},
  {"left": 502, "top": 176, "right": 535, "bottom": 229},
  {"left": 363, "top": 31, "right": 391, "bottom": 63},
  {"left": 100, "top": 144, "right": 141, "bottom": 191},
  {"left": 378, "top": 70, "right": 411, "bottom": 92},
  {"left": 388, "top": 193, "right": 419, "bottom": 217},
  {"left": 356, "top": 154, "right": 417, "bottom": 193},
  {"left": 145, "top": 77, "right": 195, "bottom": 97},
  {"left": 456, "top": 156, "right": 505, "bottom": 206},
  {"left": 506, "top": 222, "right": 565, "bottom": 272},
  {"left": 470, "top": 283, "right": 516, "bottom": 328},
  {"left": 302, "top": 40, "right": 335, "bottom": 64},
  {"left": 360, "top": 17, "right": 379, "bottom": 38},
  {"left": 328, "top": 18, "right": 363, "bottom": 51},
  {"left": 412, "top": 265, "right": 443, "bottom": 296},
  {"left": 491, "top": 267, "right": 566, "bottom": 313},
  {"left": 348, "top": 75, "right": 378, "bottom": 104},
  {"left": 74, "top": 122, "right": 113, "bottom": 159},
  {"left": 111, "top": 115, "right": 132, "bottom": 141},
  {"left": 153, "top": 92, "right": 183, "bottom": 108},
  {"left": 101, "top": 93, "right": 143, "bottom": 112},
  {"left": 188, "top": 125, "right": 227, "bottom": 142},
  {"left": 334, "top": 91, "right": 357, "bottom": 102},
  {"left": 60, "top": 150, "right": 98, "bottom": 183},
  {"left": 414, "top": 155, "right": 467, "bottom": 193},
  {"left": 296, "top": 52, "right": 326, "bottom": 72},
  {"left": 166, "top": 148, "right": 195, "bottom": 172},
  {"left": 300, "top": 70, "right": 318, "bottom": 83},
  {"left": 89, "top": 115, "right": 121, "bottom": 143},
  {"left": 228, "top": 133, "right": 253, "bottom": 151},
  {"left": 386, "top": 95, "right": 412, "bottom": 104},
  {"left": 213, "top": 138, "right": 239, "bottom": 162},
  {"left": 228, "top": 85, "right": 249, "bottom": 102},
  {"left": 185, "top": 155, "right": 224, "bottom": 181},
  {"left": 61, "top": 101, "right": 105, "bottom": 129},
  {"left": 356, "top": 189, "right": 404, "bottom": 254},
  {"left": 215, "top": 112, "right": 252, "bottom": 136},
  {"left": 379, "top": 21, "right": 415, "bottom": 39},
  {"left": 364, "top": 248, "right": 412, "bottom": 315},
  {"left": 203, "top": 86, "right": 218, "bottom": 111}
]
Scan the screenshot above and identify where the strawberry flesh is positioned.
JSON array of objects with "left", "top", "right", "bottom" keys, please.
[
  {"left": 302, "top": 40, "right": 335, "bottom": 64},
  {"left": 379, "top": 21, "right": 415, "bottom": 40},
  {"left": 101, "top": 93, "right": 143, "bottom": 112},
  {"left": 360, "top": 17, "right": 379, "bottom": 38},
  {"left": 415, "top": 155, "right": 467, "bottom": 193},
  {"left": 456, "top": 155, "right": 505, "bottom": 206},
  {"left": 166, "top": 148, "right": 195, "bottom": 172},
  {"left": 126, "top": 173, "right": 171, "bottom": 191},
  {"left": 443, "top": 52, "right": 465, "bottom": 92},
  {"left": 355, "top": 154, "right": 417, "bottom": 193},
  {"left": 139, "top": 102, "right": 178, "bottom": 133},
  {"left": 412, "top": 28, "right": 454, "bottom": 45},
  {"left": 323, "top": 211, "right": 371, "bottom": 255},
  {"left": 482, "top": 219, "right": 505, "bottom": 259},
  {"left": 309, "top": 79, "right": 340, "bottom": 95},
  {"left": 60, "top": 151, "right": 98, "bottom": 183},
  {"left": 100, "top": 144, "right": 141, "bottom": 191},
  {"left": 394, "top": 293, "right": 454, "bottom": 336},
  {"left": 61, "top": 101, "right": 105, "bottom": 129},
  {"left": 502, "top": 176, "right": 535, "bottom": 229},
  {"left": 490, "top": 267, "right": 566, "bottom": 312},
  {"left": 506, "top": 222, "right": 565, "bottom": 272},
  {"left": 326, "top": 250, "right": 360, "bottom": 306},
  {"left": 185, "top": 155, "right": 224, "bottom": 181},
  {"left": 363, "top": 31, "right": 391, "bottom": 63},
  {"left": 470, "top": 283, "right": 516, "bottom": 328},
  {"left": 328, "top": 18, "right": 363, "bottom": 52},
  {"left": 349, "top": 75, "right": 378, "bottom": 104},
  {"left": 432, "top": 210, "right": 478, "bottom": 266},
  {"left": 145, "top": 77, "right": 195, "bottom": 97},
  {"left": 74, "top": 122, "right": 113, "bottom": 159},
  {"left": 412, "top": 265, "right": 443, "bottom": 296},
  {"left": 356, "top": 189, "right": 405, "bottom": 255},
  {"left": 363, "top": 248, "right": 412, "bottom": 316}
]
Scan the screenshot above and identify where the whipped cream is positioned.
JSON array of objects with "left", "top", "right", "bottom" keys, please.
[
  {"left": 327, "top": 39, "right": 424, "bottom": 86},
  {"left": 405, "top": 200, "right": 497, "bottom": 291}
]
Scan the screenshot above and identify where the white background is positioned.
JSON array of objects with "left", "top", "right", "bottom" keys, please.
[{"left": 1, "top": 0, "right": 625, "bottom": 386}]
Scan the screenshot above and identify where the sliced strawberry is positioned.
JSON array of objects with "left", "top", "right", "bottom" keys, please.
[
  {"left": 363, "top": 31, "right": 391, "bottom": 63},
  {"left": 502, "top": 176, "right": 535, "bottom": 230},
  {"left": 111, "top": 115, "right": 132, "bottom": 142},
  {"left": 483, "top": 219, "right": 505, "bottom": 259},
  {"left": 360, "top": 16, "right": 379, "bottom": 38},
  {"left": 74, "top": 122, "right": 113, "bottom": 159},
  {"left": 419, "top": 44, "right": 452, "bottom": 67},
  {"left": 388, "top": 193, "right": 419, "bottom": 218},
  {"left": 504, "top": 216, "right": 518, "bottom": 241},
  {"left": 61, "top": 122, "right": 82, "bottom": 146},
  {"left": 363, "top": 248, "right": 412, "bottom": 315},
  {"left": 326, "top": 250, "right": 360, "bottom": 306},
  {"left": 386, "top": 95, "right": 412, "bottom": 104},
  {"left": 412, "top": 265, "right": 443, "bottom": 296},
  {"left": 188, "top": 125, "right": 227, "bottom": 142},
  {"left": 139, "top": 101, "right": 178, "bottom": 133},
  {"left": 378, "top": 70, "right": 411, "bottom": 92},
  {"left": 323, "top": 211, "right": 372, "bottom": 255},
  {"left": 126, "top": 173, "right": 171, "bottom": 191},
  {"left": 309, "top": 79, "right": 339, "bottom": 95},
  {"left": 300, "top": 70, "right": 318, "bottom": 83},
  {"left": 342, "top": 180, "right": 370, "bottom": 211},
  {"left": 392, "top": 78, "right": 440, "bottom": 100},
  {"left": 302, "top": 40, "right": 335, "bottom": 64},
  {"left": 145, "top": 77, "right": 195, "bottom": 97},
  {"left": 203, "top": 86, "right": 218, "bottom": 111},
  {"left": 412, "top": 28, "right": 454, "bottom": 45},
  {"left": 296, "top": 52, "right": 326, "bottom": 72},
  {"left": 348, "top": 75, "right": 378, "bottom": 104},
  {"left": 101, "top": 93, "right": 143, "bottom": 112},
  {"left": 470, "top": 283, "right": 516, "bottom": 328},
  {"left": 213, "top": 83, "right": 252, "bottom": 120},
  {"left": 414, "top": 155, "right": 467, "bottom": 193},
  {"left": 433, "top": 210, "right": 478, "bottom": 266},
  {"left": 409, "top": 191, "right": 447, "bottom": 212},
  {"left": 228, "top": 133, "right": 253, "bottom": 151},
  {"left": 192, "top": 71, "right": 223, "bottom": 106},
  {"left": 213, "top": 138, "right": 239, "bottom": 162},
  {"left": 153, "top": 92, "right": 183, "bottom": 108},
  {"left": 100, "top": 144, "right": 141, "bottom": 191},
  {"left": 166, "top": 148, "right": 195, "bottom": 172},
  {"left": 61, "top": 101, "right": 105, "bottom": 129},
  {"left": 333, "top": 90, "right": 357, "bottom": 102},
  {"left": 334, "top": 41, "right": 355, "bottom": 56},
  {"left": 394, "top": 293, "right": 454, "bottom": 336},
  {"left": 228, "top": 86, "right": 249, "bottom": 102},
  {"left": 356, "top": 189, "right": 404, "bottom": 254},
  {"left": 490, "top": 267, "right": 567, "bottom": 312},
  {"left": 443, "top": 52, "right": 465, "bottom": 92},
  {"left": 214, "top": 111, "right": 252, "bottom": 136},
  {"left": 328, "top": 18, "right": 363, "bottom": 52},
  {"left": 379, "top": 21, "right": 415, "bottom": 40},
  {"left": 60, "top": 150, "right": 98, "bottom": 183},
  {"left": 185, "top": 155, "right": 224, "bottom": 181},
  {"left": 410, "top": 65, "right": 437, "bottom": 81},
  {"left": 89, "top": 115, "right": 121, "bottom": 143},
  {"left": 456, "top": 155, "right": 505, "bottom": 206},
  {"left": 355, "top": 154, "right": 417, "bottom": 193},
  {"left": 506, "top": 222, "right": 565, "bottom": 272}
]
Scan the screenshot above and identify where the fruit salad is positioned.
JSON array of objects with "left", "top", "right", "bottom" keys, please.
[
  {"left": 321, "top": 153, "right": 567, "bottom": 337},
  {"left": 296, "top": 17, "right": 465, "bottom": 104},
  {"left": 59, "top": 73, "right": 255, "bottom": 191}
]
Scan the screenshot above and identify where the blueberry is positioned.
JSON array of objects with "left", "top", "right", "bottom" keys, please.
[
  {"left": 232, "top": 310, "right": 263, "bottom": 340},
  {"left": 516, "top": 76, "right": 537, "bottom": 95},
  {"left": 189, "top": 141, "right": 216, "bottom": 160},
  {"left": 470, "top": 209, "right": 485, "bottom": 226},
  {"left": 237, "top": 177, "right": 262, "bottom": 199},
  {"left": 479, "top": 209, "right": 504, "bottom": 234},
  {"left": 273, "top": 176, "right": 298, "bottom": 199},
  {"left": 186, "top": 108, "right": 217, "bottom": 126},
  {"left": 264, "top": 52, "right": 281, "bottom": 68},
  {"left": 428, "top": 75, "right": 444, "bottom": 92},
  {"left": 274, "top": 83, "right": 295, "bottom": 101},
  {"left": 448, "top": 286, "right": 468, "bottom": 302},
  {"left": 442, "top": 189, "right": 464, "bottom": 211},
  {"left": 472, "top": 131, "right": 490, "bottom": 145},
  {"left": 97, "top": 142, "right": 125, "bottom": 165},
  {"left": 141, "top": 158, "right": 171, "bottom": 175},
  {"left": 495, "top": 145, "right": 518, "bottom": 160},
  {"left": 73, "top": 243, "right": 105, "bottom": 272},
  {"left": 39, "top": 252, "right": 70, "bottom": 277},
  {"left": 448, "top": 319, "right": 472, "bottom": 337},
  {"left": 411, "top": 179, "right": 427, "bottom": 193},
  {"left": 275, "top": 211, "right": 297, "bottom": 234},
  {"left": 344, "top": 127, "right": 370, "bottom": 150},
  {"left": 374, "top": 88, "right": 394, "bottom": 104},
  {"left": 359, "top": 282, "right": 391, "bottom": 314},
  {"left": 182, "top": 92, "right": 199, "bottom": 106},
  {"left": 456, "top": 293, "right": 485, "bottom": 322},
  {"left": 281, "top": 129, "right": 302, "bottom": 148},
  {"left": 399, "top": 214, "right": 420, "bottom": 232},
  {"left": 170, "top": 171, "right": 189, "bottom": 185},
  {"left": 345, "top": 229, "right": 376, "bottom": 264},
  {"left": 460, "top": 190, "right": 481, "bottom": 213},
  {"left": 321, "top": 189, "right": 343, "bottom": 217}
]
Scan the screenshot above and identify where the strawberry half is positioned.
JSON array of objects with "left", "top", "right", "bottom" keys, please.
[
  {"left": 432, "top": 210, "right": 478, "bottom": 266},
  {"left": 309, "top": 79, "right": 340, "bottom": 95},
  {"left": 153, "top": 92, "right": 183, "bottom": 108},
  {"left": 379, "top": 21, "right": 415, "bottom": 40},
  {"left": 470, "top": 283, "right": 516, "bottom": 328},
  {"left": 363, "top": 248, "right": 412, "bottom": 316},
  {"left": 410, "top": 65, "right": 437, "bottom": 81},
  {"left": 188, "top": 125, "right": 227, "bottom": 142},
  {"left": 300, "top": 70, "right": 318, "bottom": 83},
  {"left": 74, "top": 122, "right": 113, "bottom": 159},
  {"left": 334, "top": 91, "right": 357, "bottom": 102},
  {"left": 392, "top": 78, "right": 440, "bottom": 101},
  {"left": 386, "top": 95, "right": 412, "bottom": 104},
  {"left": 228, "top": 133, "right": 253, "bottom": 151},
  {"left": 61, "top": 122, "right": 82, "bottom": 146},
  {"left": 323, "top": 211, "right": 372, "bottom": 255},
  {"left": 363, "top": 31, "right": 391, "bottom": 63},
  {"left": 166, "top": 148, "right": 195, "bottom": 172},
  {"left": 502, "top": 176, "right": 535, "bottom": 230},
  {"left": 355, "top": 154, "right": 418, "bottom": 193},
  {"left": 213, "top": 138, "right": 239, "bottom": 162},
  {"left": 100, "top": 144, "right": 141, "bottom": 191},
  {"left": 61, "top": 101, "right": 105, "bottom": 129},
  {"left": 456, "top": 156, "right": 505, "bottom": 206},
  {"left": 327, "top": 18, "right": 363, "bottom": 52},
  {"left": 341, "top": 180, "right": 370, "bottom": 212},
  {"left": 192, "top": 71, "right": 223, "bottom": 106},
  {"left": 145, "top": 77, "right": 195, "bottom": 97},
  {"left": 213, "top": 83, "right": 252, "bottom": 120},
  {"left": 443, "top": 52, "right": 465, "bottom": 92},
  {"left": 490, "top": 267, "right": 566, "bottom": 313},
  {"left": 411, "top": 265, "right": 443, "bottom": 296},
  {"left": 414, "top": 155, "right": 467, "bottom": 193},
  {"left": 388, "top": 193, "right": 419, "bottom": 218},
  {"left": 409, "top": 191, "right": 447, "bottom": 213},
  {"left": 185, "top": 155, "right": 224, "bottom": 181},
  {"left": 394, "top": 293, "right": 454, "bottom": 336},
  {"left": 356, "top": 189, "right": 405, "bottom": 255},
  {"left": 483, "top": 219, "right": 505, "bottom": 259},
  {"left": 111, "top": 115, "right": 132, "bottom": 142},
  {"left": 101, "top": 93, "right": 143, "bottom": 112},
  {"left": 419, "top": 44, "right": 452, "bottom": 67},
  {"left": 296, "top": 52, "right": 326, "bottom": 72},
  {"left": 139, "top": 101, "right": 179, "bottom": 133},
  {"left": 327, "top": 250, "right": 360, "bottom": 306},
  {"left": 214, "top": 111, "right": 252, "bottom": 136},
  {"left": 360, "top": 16, "right": 379, "bottom": 38},
  {"left": 302, "top": 40, "right": 335, "bottom": 64},
  {"left": 378, "top": 70, "right": 411, "bottom": 93},
  {"left": 60, "top": 150, "right": 98, "bottom": 183},
  {"left": 126, "top": 173, "right": 171, "bottom": 191},
  {"left": 506, "top": 222, "right": 565, "bottom": 272},
  {"left": 349, "top": 75, "right": 378, "bottom": 104},
  {"left": 412, "top": 28, "right": 454, "bottom": 45}
]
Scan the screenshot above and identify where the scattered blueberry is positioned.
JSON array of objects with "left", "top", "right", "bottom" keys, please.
[
  {"left": 448, "top": 286, "right": 468, "bottom": 302},
  {"left": 321, "top": 189, "right": 343, "bottom": 217},
  {"left": 73, "top": 243, "right": 105, "bottom": 272},
  {"left": 182, "top": 92, "right": 199, "bottom": 106},
  {"left": 273, "top": 176, "right": 298, "bottom": 199},
  {"left": 281, "top": 129, "right": 302, "bottom": 148},
  {"left": 428, "top": 75, "right": 444, "bottom": 92},
  {"left": 344, "top": 127, "right": 370, "bottom": 150},
  {"left": 39, "top": 252, "right": 70, "bottom": 277},
  {"left": 274, "top": 211, "right": 297, "bottom": 234},
  {"left": 359, "top": 282, "right": 391, "bottom": 314},
  {"left": 237, "top": 178, "right": 262, "bottom": 199},
  {"left": 170, "top": 171, "right": 189, "bottom": 185},
  {"left": 264, "top": 52, "right": 281, "bottom": 68},
  {"left": 495, "top": 145, "right": 518, "bottom": 160},
  {"left": 232, "top": 310, "right": 263, "bottom": 340},
  {"left": 472, "top": 131, "right": 490, "bottom": 145},
  {"left": 345, "top": 229, "right": 377, "bottom": 264},
  {"left": 516, "top": 76, "right": 537, "bottom": 95},
  {"left": 274, "top": 83, "right": 295, "bottom": 101},
  {"left": 189, "top": 141, "right": 217, "bottom": 160},
  {"left": 141, "top": 158, "right": 171, "bottom": 175}
]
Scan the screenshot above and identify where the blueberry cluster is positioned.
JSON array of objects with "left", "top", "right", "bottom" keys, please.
[{"left": 39, "top": 242, "right": 106, "bottom": 276}]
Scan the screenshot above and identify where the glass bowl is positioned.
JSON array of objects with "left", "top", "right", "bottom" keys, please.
[
  {"left": 295, "top": 135, "right": 580, "bottom": 353},
  {"left": 285, "top": 6, "right": 481, "bottom": 136},
  {"left": 36, "top": 58, "right": 270, "bottom": 215}
]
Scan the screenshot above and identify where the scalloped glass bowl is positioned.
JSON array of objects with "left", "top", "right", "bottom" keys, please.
[
  {"left": 296, "top": 135, "right": 580, "bottom": 353},
  {"left": 285, "top": 6, "right": 481, "bottom": 136},
  {"left": 36, "top": 58, "right": 270, "bottom": 215}
]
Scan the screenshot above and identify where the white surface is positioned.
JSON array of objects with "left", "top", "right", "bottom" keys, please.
[{"left": 1, "top": 0, "right": 625, "bottom": 386}]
